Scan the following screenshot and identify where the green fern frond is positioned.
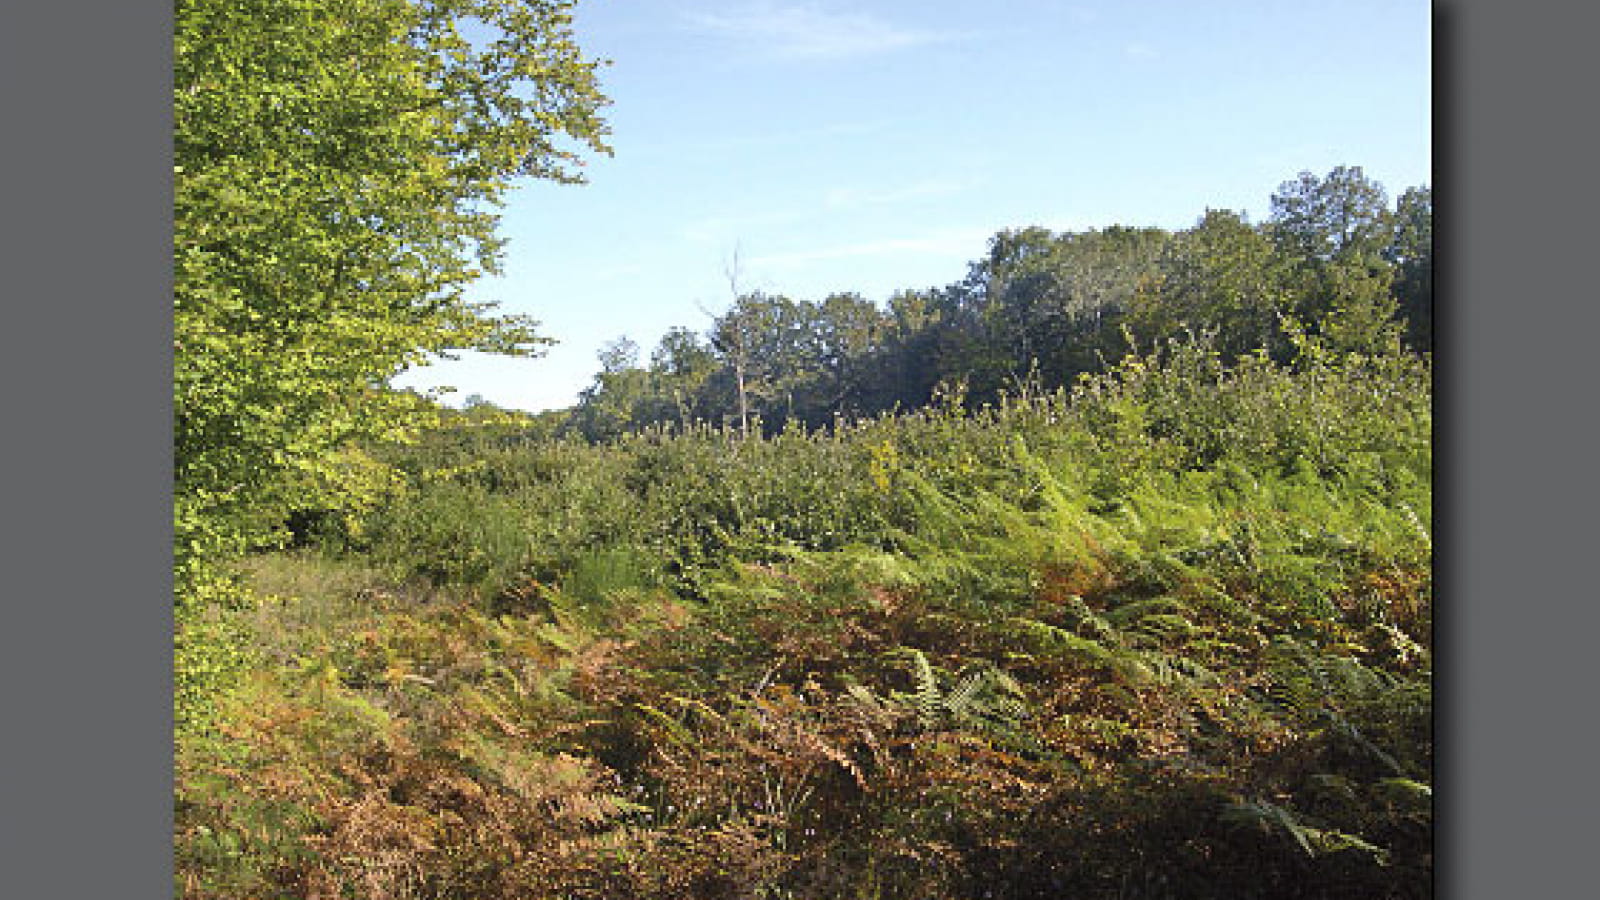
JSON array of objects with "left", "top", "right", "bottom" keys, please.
[
  {"left": 842, "top": 680, "right": 894, "bottom": 722},
  {"left": 1221, "top": 799, "right": 1391, "bottom": 864},
  {"left": 944, "top": 670, "right": 985, "bottom": 720},
  {"left": 906, "top": 649, "right": 943, "bottom": 729},
  {"left": 1002, "top": 617, "right": 1121, "bottom": 671},
  {"left": 1375, "top": 777, "right": 1433, "bottom": 811},
  {"left": 1134, "top": 651, "right": 1218, "bottom": 687},
  {"left": 1126, "top": 612, "right": 1200, "bottom": 643},
  {"left": 1059, "top": 595, "right": 1118, "bottom": 642},
  {"left": 1104, "top": 596, "right": 1192, "bottom": 626},
  {"left": 1265, "top": 637, "right": 1395, "bottom": 717},
  {"left": 632, "top": 702, "right": 696, "bottom": 750},
  {"left": 889, "top": 650, "right": 1029, "bottom": 733}
]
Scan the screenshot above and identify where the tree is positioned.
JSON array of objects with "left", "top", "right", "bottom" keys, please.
[
  {"left": 1131, "top": 209, "right": 1292, "bottom": 359},
  {"left": 1386, "top": 186, "right": 1434, "bottom": 352},
  {"left": 808, "top": 292, "right": 885, "bottom": 421},
  {"left": 1268, "top": 166, "right": 1401, "bottom": 354},
  {"left": 174, "top": 0, "right": 610, "bottom": 592},
  {"left": 956, "top": 225, "right": 1170, "bottom": 400},
  {"left": 708, "top": 292, "right": 805, "bottom": 432},
  {"left": 705, "top": 250, "right": 761, "bottom": 437},
  {"left": 570, "top": 336, "right": 649, "bottom": 440},
  {"left": 1268, "top": 166, "right": 1391, "bottom": 263},
  {"left": 648, "top": 327, "right": 720, "bottom": 426},
  {"left": 596, "top": 335, "right": 641, "bottom": 374}
]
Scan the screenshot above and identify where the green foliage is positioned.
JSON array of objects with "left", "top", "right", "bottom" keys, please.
[
  {"left": 182, "top": 322, "right": 1430, "bottom": 897},
  {"left": 173, "top": 0, "right": 611, "bottom": 709},
  {"left": 1129, "top": 209, "right": 1292, "bottom": 359},
  {"left": 1386, "top": 186, "right": 1434, "bottom": 352},
  {"left": 174, "top": 568, "right": 259, "bottom": 735},
  {"left": 563, "top": 167, "right": 1429, "bottom": 445},
  {"left": 173, "top": 65, "right": 1432, "bottom": 890}
]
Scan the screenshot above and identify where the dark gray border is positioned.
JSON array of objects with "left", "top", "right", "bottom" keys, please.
[
  {"left": 1, "top": 3, "right": 174, "bottom": 899},
  {"left": 1443, "top": 1, "right": 1600, "bottom": 898}
]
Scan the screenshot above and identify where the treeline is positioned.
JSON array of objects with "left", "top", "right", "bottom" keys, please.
[{"left": 564, "top": 165, "right": 1430, "bottom": 440}]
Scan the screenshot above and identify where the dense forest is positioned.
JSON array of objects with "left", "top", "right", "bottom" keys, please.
[{"left": 175, "top": 2, "right": 1432, "bottom": 898}]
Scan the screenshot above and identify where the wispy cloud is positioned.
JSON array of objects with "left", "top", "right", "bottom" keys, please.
[
  {"left": 749, "top": 226, "right": 999, "bottom": 268},
  {"left": 675, "top": 173, "right": 972, "bottom": 243},
  {"left": 823, "top": 177, "right": 976, "bottom": 210},
  {"left": 664, "top": 118, "right": 905, "bottom": 157},
  {"left": 679, "top": 177, "right": 979, "bottom": 243},
  {"left": 749, "top": 218, "right": 1094, "bottom": 269},
  {"left": 683, "top": 2, "right": 965, "bottom": 61},
  {"left": 678, "top": 207, "right": 816, "bottom": 244},
  {"left": 1123, "top": 41, "right": 1159, "bottom": 61}
]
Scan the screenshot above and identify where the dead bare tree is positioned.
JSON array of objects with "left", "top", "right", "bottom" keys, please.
[{"left": 700, "top": 244, "right": 755, "bottom": 439}]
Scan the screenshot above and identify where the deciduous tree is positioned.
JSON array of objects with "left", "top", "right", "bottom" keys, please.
[
  {"left": 174, "top": 0, "right": 610, "bottom": 583},
  {"left": 1387, "top": 186, "right": 1434, "bottom": 352},
  {"left": 174, "top": 0, "right": 609, "bottom": 727}
]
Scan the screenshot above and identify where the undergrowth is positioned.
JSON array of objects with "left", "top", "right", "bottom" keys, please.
[{"left": 178, "top": 335, "right": 1431, "bottom": 899}]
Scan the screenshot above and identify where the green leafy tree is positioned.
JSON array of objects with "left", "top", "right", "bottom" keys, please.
[
  {"left": 1268, "top": 166, "right": 1402, "bottom": 354},
  {"left": 648, "top": 327, "right": 721, "bottom": 426},
  {"left": 969, "top": 226, "right": 1060, "bottom": 387},
  {"left": 956, "top": 225, "right": 1170, "bottom": 400},
  {"left": 1131, "top": 209, "right": 1293, "bottom": 359},
  {"left": 175, "top": 0, "right": 608, "bottom": 573},
  {"left": 805, "top": 292, "right": 886, "bottom": 421},
  {"left": 1386, "top": 186, "right": 1434, "bottom": 352},
  {"left": 570, "top": 336, "right": 650, "bottom": 440},
  {"left": 706, "top": 291, "right": 805, "bottom": 433},
  {"left": 1268, "top": 166, "right": 1392, "bottom": 264},
  {"left": 174, "top": 0, "right": 609, "bottom": 721},
  {"left": 869, "top": 287, "right": 969, "bottom": 411}
]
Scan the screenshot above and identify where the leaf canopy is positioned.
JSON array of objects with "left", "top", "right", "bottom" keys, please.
[{"left": 174, "top": 0, "right": 610, "bottom": 571}]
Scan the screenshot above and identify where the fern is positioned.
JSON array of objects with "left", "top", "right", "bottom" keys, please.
[
  {"left": 949, "top": 665, "right": 1029, "bottom": 728},
  {"left": 1266, "top": 636, "right": 1394, "bottom": 721},
  {"left": 1221, "top": 798, "right": 1391, "bottom": 864},
  {"left": 1058, "top": 595, "right": 1116, "bottom": 641},
  {"left": 1002, "top": 617, "right": 1120, "bottom": 670},
  {"left": 904, "top": 649, "right": 944, "bottom": 730},
  {"left": 891, "top": 649, "right": 1029, "bottom": 733},
  {"left": 1133, "top": 650, "right": 1218, "bottom": 688},
  {"left": 1103, "top": 595, "right": 1193, "bottom": 627},
  {"left": 1375, "top": 777, "right": 1433, "bottom": 810}
]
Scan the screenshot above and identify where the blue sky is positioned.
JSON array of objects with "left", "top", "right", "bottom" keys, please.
[{"left": 392, "top": 0, "right": 1432, "bottom": 412}]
